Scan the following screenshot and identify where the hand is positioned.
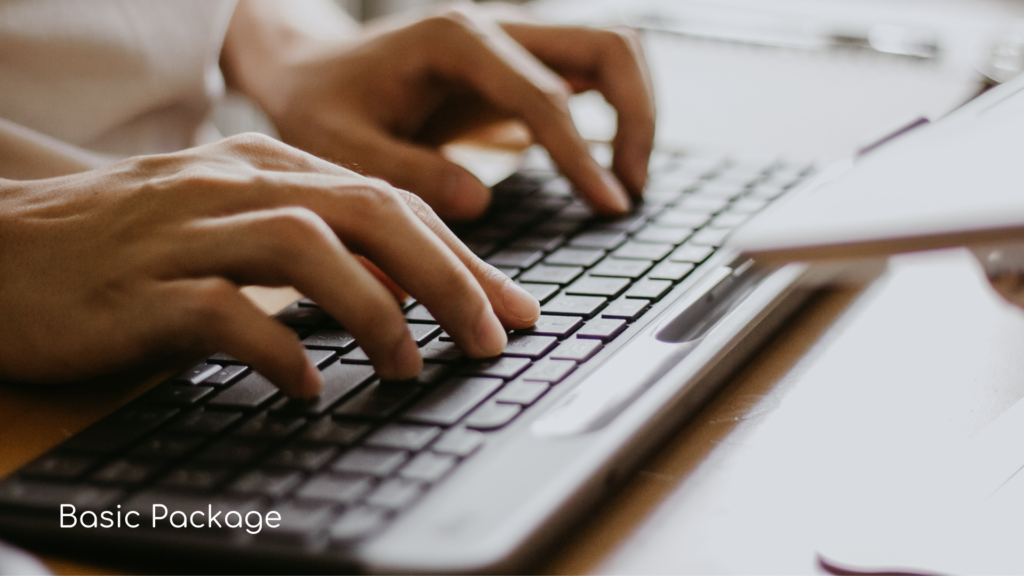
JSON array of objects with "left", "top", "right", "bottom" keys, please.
[
  {"left": 0, "top": 134, "right": 540, "bottom": 397},
  {"left": 221, "top": 1, "right": 656, "bottom": 220}
]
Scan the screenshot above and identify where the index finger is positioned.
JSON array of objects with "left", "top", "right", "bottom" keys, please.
[{"left": 419, "top": 10, "right": 632, "bottom": 215}]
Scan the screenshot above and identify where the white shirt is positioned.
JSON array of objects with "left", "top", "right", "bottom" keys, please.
[{"left": 0, "top": 0, "right": 237, "bottom": 178}]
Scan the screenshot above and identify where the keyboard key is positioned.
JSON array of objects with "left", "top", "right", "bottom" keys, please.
[
  {"left": 495, "top": 380, "right": 549, "bottom": 405},
  {"left": 597, "top": 295, "right": 648, "bottom": 320},
  {"left": 521, "top": 359, "right": 576, "bottom": 383},
  {"left": 648, "top": 261, "right": 695, "bottom": 281},
  {"left": 333, "top": 381, "right": 421, "bottom": 420},
  {"left": 465, "top": 401, "right": 522, "bottom": 430},
  {"left": 328, "top": 506, "right": 389, "bottom": 543},
  {"left": 305, "top": 348, "right": 336, "bottom": 368},
  {"left": 207, "top": 373, "right": 279, "bottom": 410},
  {"left": 517, "top": 282, "right": 559, "bottom": 304},
  {"left": 196, "top": 437, "right": 271, "bottom": 466},
  {"left": 338, "top": 346, "right": 370, "bottom": 363},
  {"left": 569, "top": 230, "right": 627, "bottom": 249},
  {"left": 21, "top": 454, "right": 95, "bottom": 480},
  {"left": 690, "top": 227, "right": 731, "bottom": 247},
  {"left": 654, "top": 210, "right": 711, "bottom": 228},
  {"left": 265, "top": 444, "right": 339, "bottom": 471},
  {"left": 91, "top": 459, "right": 158, "bottom": 485},
  {"left": 625, "top": 279, "right": 673, "bottom": 300},
  {"left": 276, "top": 305, "right": 329, "bottom": 328},
  {"left": 408, "top": 323, "right": 442, "bottom": 346},
  {"left": 431, "top": 428, "right": 484, "bottom": 457},
  {"left": 131, "top": 433, "right": 204, "bottom": 461},
  {"left": 486, "top": 249, "right": 543, "bottom": 269},
  {"left": 461, "top": 357, "right": 531, "bottom": 380},
  {"left": 296, "top": 474, "right": 374, "bottom": 504},
  {"left": 302, "top": 417, "right": 370, "bottom": 445},
  {"left": 709, "top": 212, "right": 751, "bottom": 229},
  {"left": 140, "top": 383, "right": 214, "bottom": 406},
  {"left": 509, "top": 233, "right": 566, "bottom": 252},
  {"left": 590, "top": 213, "right": 647, "bottom": 233},
  {"left": 202, "top": 364, "right": 248, "bottom": 386},
  {"left": 611, "top": 241, "right": 673, "bottom": 261},
  {"left": 173, "top": 363, "right": 222, "bottom": 385},
  {"left": 364, "top": 424, "right": 442, "bottom": 451},
  {"left": 494, "top": 266, "right": 520, "bottom": 279},
  {"left": 549, "top": 338, "right": 603, "bottom": 362},
  {"left": 64, "top": 407, "right": 179, "bottom": 453},
  {"left": 229, "top": 469, "right": 303, "bottom": 497},
  {"left": 564, "top": 276, "right": 630, "bottom": 298},
  {"left": 516, "top": 314, "right": 582, "bottom": 337},
  {"left": 729, "top": 197, "right": 770, "bottom": 213},
  {"left": 676, "top": 196, "right": 729, "bottom": 213},
  {"left": 541, "top": 295, "right": 606, "bottom": 318},
  {"left": 275, "top": 363, "right": 375, "bottom": 416},
  {"left": 518, "top": 264, "right": 583, "bottom": 285},
  {"left": 420, "top": 337, "right": 464, "bottom": 362},
  {"left": 332, "top": 447, "right": 408, "bottom": 477},
  {"left": 257, "top": 501, "right": 334, "bottom": 545},
  {"left": 669, "top": 243, "right": 715, "bottom": 263},
  {"left": 633, "top": 226, "right": 693, "bottom": 244},
  {"left": 407, "top": 362, "right": 451, "bottom": 385},
  {"left": 234, "top": 413, "right": 306, "bottom": 439},
  {"left": 404, "top": 303, "right": 435, "bottom": 323},
  {"left": 501, "top": 334, "right": 558, "bottom": 358},
  {"left": 366, "top": 478, "right": 425, "bottom": 510},
  {"left": 402, "top": 377, "right": 504, "bottom": 426},
  {"left": 170, "top": 409, "right": 241, "bottom": 435},
  {"left": 544, "top": 247, "right": 605, "bottom": 267},
  {"left": 0, "top": 479, "right": 121, "bottom": 512},
  {"left": 399, "top": 452, "right": 458, "bottom": 482},
  {"left": 589, "top": 258, "right": 652, "bottom": 279},
  {"left": 159, "top": 465, "right": 230, "bottom": 491},
  {"left": 576, "top": 318, "right": 627, "bottom": 342},
  {"left": 303, "top": 328, "right": 356, "bottom": 351}
]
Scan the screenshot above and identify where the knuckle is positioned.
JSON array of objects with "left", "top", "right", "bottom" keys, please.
[
  {"left": 349, "top": 180, "right": 407, "bottom": 218},
  {"left": 426, "top": 7, "right": 479, "bottom": 35},
  {"left": 264, "top": 207, "right": 335, "bottom": 254},
  {"left": 224, "top": 132, "right": 282, "bottom": 153}
]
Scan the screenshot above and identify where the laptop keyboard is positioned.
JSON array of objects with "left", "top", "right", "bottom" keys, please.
[{"left": 0, "top": 149, "right": 813, "bottom": 551}]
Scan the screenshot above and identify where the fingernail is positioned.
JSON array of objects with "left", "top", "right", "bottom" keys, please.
[
  {"left": 391, "top": 334, "right": 423, "bottom": 379},
  {"left": 297, "top": 361, "right": 323, "bottom": 399},
  {"left": 600, "top": 169, "right": 631, "bottom": 213},
  {"left": 475, "top": 311, "right": 508, "bottom": 357},
  {"left": 503, "top": 281, "right": 540, "bottom": 324}
]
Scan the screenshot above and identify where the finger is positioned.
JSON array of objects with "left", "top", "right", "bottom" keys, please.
[
  {"left": 418, "top": 10, "right": 631, "bottom": 214},
  {"left": 162, "top": 277, "right": 322, "bottom": 398},
  {"left": 395, "top": 190, "right": 540, "bottom": 329},
  {"left": 501, "top": 23, "right": 656, "bottom": 195},
  {"left": 355, "top": 255, "right": 407, "bottom": 303},
  {"left": 318, "top": 122, "right": 494, "bottom": 220},
  {"left": 169, "top": 207, "right": 424, "bottom": 380}
]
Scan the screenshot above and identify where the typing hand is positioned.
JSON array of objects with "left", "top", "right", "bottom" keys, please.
[
  {"left": 222, "top": 1, "right": 655, "bottom": 220},
  {"left": 0, "top": 134, "right": 539, "bottom": 397}
]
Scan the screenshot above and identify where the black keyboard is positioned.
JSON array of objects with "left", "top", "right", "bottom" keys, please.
[{"left": 0, "top": 149, "right": 812, "bottom": 566}]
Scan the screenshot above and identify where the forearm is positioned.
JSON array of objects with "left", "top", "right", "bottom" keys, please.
[{"left": 221, "top": 0, "right": 359, "bottom": 117}]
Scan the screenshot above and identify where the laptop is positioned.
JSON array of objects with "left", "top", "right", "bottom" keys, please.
[
  {"left": 0, "top": 111, "right": 846, "bottom": 575},
  {"left": 728, "top": 72, "right": 1024, "bottom": 266}
]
